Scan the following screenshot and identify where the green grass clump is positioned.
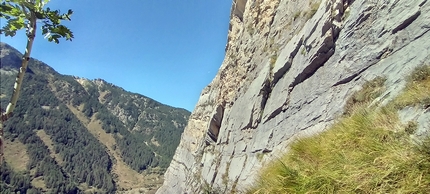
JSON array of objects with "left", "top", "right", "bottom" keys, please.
[
  {"left": 344, "top": 76, "right": 386, "bottom": 115},
  {"left": 394, "top": 65, "right": 430, "bottom": 108},
  {"left": 248, "top": 65, "right": 430, "bottom": 194},
  {"left": 249, "top": 107, "right": 430, "bottom": 193}
]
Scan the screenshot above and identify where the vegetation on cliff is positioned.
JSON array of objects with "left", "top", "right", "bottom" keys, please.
[
  {"left": 0, "top": 43, "right": 190, "bottom": 193},
  {"left": 249, "top": 65, "right": 430, "bottom": 193}
]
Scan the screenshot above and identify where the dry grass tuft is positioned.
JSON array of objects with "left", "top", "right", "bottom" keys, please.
[
  {"left": 4, "top": 138, "right": 29, "bottom": 171},
  {"left": 344, "top": 76, "right": 386, "bottom": 115},
  {"left": 394, "top": 65, "right": 430, "bottom": 109},
  {"left": 248, "top": 65, "right": 430, "bottom": 194},
  {"left": 305, "top": 1, "right": 321, "bottom": 20}
]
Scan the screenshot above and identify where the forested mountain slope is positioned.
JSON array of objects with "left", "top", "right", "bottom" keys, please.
[{"left": 0, "top": 42, "right": 190, "bottom": 193}]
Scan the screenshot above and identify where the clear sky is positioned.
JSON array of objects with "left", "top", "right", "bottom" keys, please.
[{"left": 1, "top": 0, "right": 233, "bottom": 111}]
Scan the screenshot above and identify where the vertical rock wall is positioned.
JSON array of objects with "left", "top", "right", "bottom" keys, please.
[{"left": 158, "top": 0, "right": 430, "bottom": 193}]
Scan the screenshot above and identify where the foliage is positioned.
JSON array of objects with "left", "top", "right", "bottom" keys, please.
[
  {"left": 248, "top": 65, "right": 430, "bottom": 193},
  {"left": 0, "top": 43, "right": 190, "bottom": 191},
  {"left": 0, "top": 0, "right": 73, "bottom": 43},
  {"left": 0, "top": 162, "right": 42, "bottom": 193},
  {"left": 1, "top": 1, "right": 187, "bottom": 192},
  {"left": 1, "top": 69, "right": 115, "bottom": 192},
  {"left": 1, "top": 0, "right": 74, "bottom": 167},
  {"left": 95, "top": 82, "right": 190, "bottom": 171}
]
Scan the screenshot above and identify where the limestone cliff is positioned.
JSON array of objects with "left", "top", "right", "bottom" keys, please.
[{"left": 158, "top": 0, "right": 430, "bottom": 193}]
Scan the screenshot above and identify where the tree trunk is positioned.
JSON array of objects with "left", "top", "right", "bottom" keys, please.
[{"left": 0, "top": 12, "right": 37, "bottom": 164}]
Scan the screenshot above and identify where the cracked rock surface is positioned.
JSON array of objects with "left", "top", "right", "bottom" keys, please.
[{"left": 157, "top": 0, "right": 430, "bottom": 193}]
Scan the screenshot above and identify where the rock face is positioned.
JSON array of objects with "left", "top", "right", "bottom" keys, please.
[{"left": 158, "top": 0, "right": 430, "bottom": 193}]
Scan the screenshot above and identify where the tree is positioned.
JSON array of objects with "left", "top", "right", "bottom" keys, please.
[{"left": 0, "top": 0, "right": 74, "bottom": 164}]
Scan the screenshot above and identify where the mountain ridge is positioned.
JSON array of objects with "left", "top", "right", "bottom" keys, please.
[
  {"left": 0, "top": 42, "right": 190, "bottom": 112},
  {"left": 0, "top": 42, "right": 190, "bottom": 193}
]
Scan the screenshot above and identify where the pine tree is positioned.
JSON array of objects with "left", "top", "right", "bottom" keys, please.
[{"left": 0, "top": 0, "right": 74, "bottom": 163}]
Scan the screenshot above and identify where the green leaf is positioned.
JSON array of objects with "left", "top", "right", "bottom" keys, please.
[
  {"left": 21, "top": 1, "right": 36, "bottom": 12},
  {"left": 42, "top": 27, "right": 48, "bottom": 35},
  {"left": 2, "top": 16, "right": 25, "bottom": 36},
  {"left": 35, "top": 11, "right": 44, "bottom": 19},
  {"left": 1, "top": 3, "right": 23, "bottom": 17},
  {"left": 0, "top": 3, "right": 13, "bottom": 13},
  {"left": 35, "top": 0, "right": 43, "bottom": 9},
  {"left": 2, "top": 0, "right": 74, "bottom": 42},
  {"left": 47, "top": 34, "right": 61, "bottom": 43},
  {"left": 2, "top": 27, "right": 17, "bottom": 36}
]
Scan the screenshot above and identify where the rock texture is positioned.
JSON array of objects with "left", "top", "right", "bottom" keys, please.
[{"left": 158, "top": 0, "right": 430, "bottom": 193}]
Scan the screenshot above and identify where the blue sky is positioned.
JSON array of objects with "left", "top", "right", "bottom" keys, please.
[{"left": 1, "top": 0, "right": 232, "bottom": 111}]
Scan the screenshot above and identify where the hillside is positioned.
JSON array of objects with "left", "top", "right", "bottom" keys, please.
[
  {"left": 0, "top": 42, "right": 190, "bottom": 193},
  {"left": 158, "top": 0, "right": 430, "bottom": 193}
]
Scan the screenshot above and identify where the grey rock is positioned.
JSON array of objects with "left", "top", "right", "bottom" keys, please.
[
  {"left": 399, "top": 107, "right": 430, "bottom": 138},
  {"left": 157, "top": 0, "right": 430, "bottom": 193}
]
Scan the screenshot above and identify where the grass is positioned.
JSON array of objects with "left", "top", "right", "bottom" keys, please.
[
  {"left": 393, "top": 65, "right": 430, "bottom": 109},
  {"left": 270, "top": 55, "right": 278, "bottom": 71},
  {"left": 3, "top": 138, "right": 29, "bottom": 172},
  {"left": 344, "top": 76, "right": 386, "bottom": 115},
  {"left": 305, "top": 1, "right": 321, "bottom": 20},
  {"left": 31, "top": 176, "right": 47, "bottom": 191},
  {"left": 248, "top": 65, "right": 430, "bottom": 193}
]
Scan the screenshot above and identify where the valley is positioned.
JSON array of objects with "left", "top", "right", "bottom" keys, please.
[{"left": 0, "top": 42, "right": 190, "bottom": 193}]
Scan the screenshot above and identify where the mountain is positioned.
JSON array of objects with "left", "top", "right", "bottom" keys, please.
[
  {"left": 0, "top": 42, "right": 190, "bottom": 193},
  {"left": 158, "top": 0, "right": 430, "bottom": 193}
]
